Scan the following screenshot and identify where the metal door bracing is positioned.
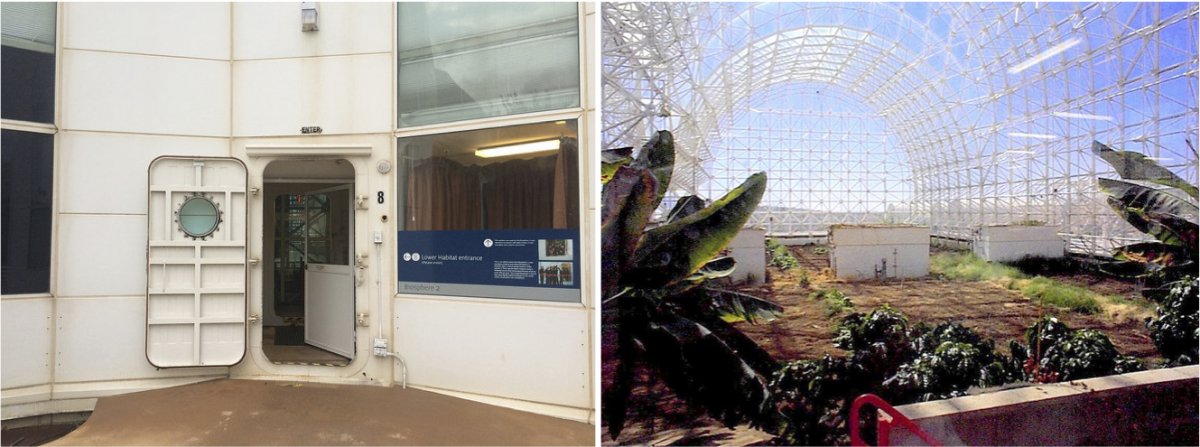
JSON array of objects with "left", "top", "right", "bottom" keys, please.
[{"left": 146, "top": 157, "right": 248, "bottom": 367}]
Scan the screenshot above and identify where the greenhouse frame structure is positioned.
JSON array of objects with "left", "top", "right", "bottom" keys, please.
[{"left": 602, "top": 2, "right": 1199, "bottom": 255}]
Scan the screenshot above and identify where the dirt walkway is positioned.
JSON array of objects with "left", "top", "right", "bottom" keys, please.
[{"left": 54, "top": 379, "right": 594, "bottom": 446}]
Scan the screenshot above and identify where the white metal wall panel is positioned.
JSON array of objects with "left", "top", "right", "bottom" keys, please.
[
  {"left": 974, "top": 226, "right": 1066, "bottom": 262},
  {"left": 146, "top": 157, "right": 248, "bottom": 367},
  {"left": 63, "top": 2, "right": 230, "bottom": 60},
  {"left": 1, "top": 299, "right": 53, "bottom": 389},
  {"left": 55, "top": 214, "right": 148, "bottom": 297},
  {"left": 58, "top": 133, "right": 227, "bottom": 215},
  {"left": 231, "top": 54, "right": 393, "bottom": 136},
  {"left": 232, "top": 2, "right": 392, "bottom": 60},
  {"left": 830, "top": 226, "right": 931, "bottom": 279},
  {"left": 393, "top": 298, "right": 591, "bottom": 409},
  {"left": 61, "top": 50, "right": 230, "bottom": 136}
]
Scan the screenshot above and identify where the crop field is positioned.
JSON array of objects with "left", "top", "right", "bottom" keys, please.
[{"left": 601, "top": 245, "right": 1160, "bottom": 445}]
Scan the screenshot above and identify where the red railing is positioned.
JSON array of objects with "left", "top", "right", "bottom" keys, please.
[{"left": 849, "top": 394, "right": 942, "bottom": 447}]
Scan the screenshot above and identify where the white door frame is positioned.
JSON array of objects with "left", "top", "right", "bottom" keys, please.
[{"left": 232, "top": 144, "right": 378, "bottom": 381}]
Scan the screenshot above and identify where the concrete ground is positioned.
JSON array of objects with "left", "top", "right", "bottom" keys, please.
[{"left": 51, "top": 379, "right": 594, "bottom": 446}]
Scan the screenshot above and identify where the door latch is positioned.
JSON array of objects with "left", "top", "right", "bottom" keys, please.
[{"left": 247, "top": 314, "right": 261, "bottom": 324}]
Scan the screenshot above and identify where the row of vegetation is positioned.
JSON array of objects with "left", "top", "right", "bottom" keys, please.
[
  {"left": 602, "top": 132, "right": 1197, "bottom": 444},
  {"left": 771, "top": 308, "right": 1143, "bottom": 445},
  {"left": 931, "top": 251, "right": 1109, "bottom": 314}
]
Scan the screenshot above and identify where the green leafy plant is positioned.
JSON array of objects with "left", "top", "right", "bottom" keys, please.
[
  {"left": 602, "top": 131, "right": 784, "bottom": 438},
  {"left": 810, "top": 287, "right": 854, "bottom": 317},
  {"left": 770, "top": 306, "right": 1022, "bottom": 445},
  {"left": 1014, "top": 316, "right": 1143, "bottom": 383},
  {"left": 1093, "top": 141, "right": 1198, "bottom": 366},
  {"left": 1145, "top": 277, "right": 1199, "bottom": 366},
  {"left": 767, "top": 238, "right": 800, "bottom": 270},
  {"left": 1093, "top": 141, "right": 1198, "bottom": 289}
]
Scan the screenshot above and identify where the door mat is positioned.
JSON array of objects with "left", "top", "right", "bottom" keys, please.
[{"left": 274, "top": 325, "right": 305, "bottom": 346}]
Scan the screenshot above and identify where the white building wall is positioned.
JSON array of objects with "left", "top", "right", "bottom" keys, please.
[
  {"left": 4, "top": 2, "right": 595, "bottom": 423},
  {"left": 2, "top": 4, "right": 236, "bottom": 418}
]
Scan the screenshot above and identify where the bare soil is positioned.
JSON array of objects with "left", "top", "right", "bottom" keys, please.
[{"left": 602, "top": 246, "right": 1160, "bottom": 445}]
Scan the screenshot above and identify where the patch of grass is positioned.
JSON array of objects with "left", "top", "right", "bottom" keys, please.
[
  {"left": 932, "top": 252, "right": 1111, "bottom": 315},
  {"left": 810, "top": 287, "right": 854, "bottom": 317},
  {"left": 767, "top": 238, "right": 800, "bottom": 270},
  {"left": 1020, "top": 276, "right": 1101, "bottom": 314},
  {"left": 931, "top": 252, "right": 1025, "bottom": 281}
]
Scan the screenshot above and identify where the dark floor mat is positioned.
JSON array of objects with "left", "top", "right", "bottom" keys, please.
[{"left": 273, "top": 325, "right": 305, "bottom": 345}]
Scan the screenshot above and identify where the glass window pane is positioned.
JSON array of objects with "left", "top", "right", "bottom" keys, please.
[
  {"left": 399, "top": 120, "right": 580, "bottom": 231},
  {"left": 396, "top": 120, "right": 581, "bottom": 302},
  {"left": 1, "top": 2, "right": 55, "bottom": 123},
  {"left": 397, "top": 2, "right": 580, "bottom": 127},
  {"left": 1, "top": 130, "right": 54, "bottom": 294}
]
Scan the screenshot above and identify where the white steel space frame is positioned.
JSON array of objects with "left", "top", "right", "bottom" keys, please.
[{"left": 602, "top": 2, "right": 1200, "bottom": 255}]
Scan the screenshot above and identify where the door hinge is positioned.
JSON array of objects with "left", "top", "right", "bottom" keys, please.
[{"left": 356, "top": 312, "right": 370, "bottom": 327}]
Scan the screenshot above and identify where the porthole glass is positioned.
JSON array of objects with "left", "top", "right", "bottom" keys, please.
[{"left": 177, "top": 194, "right": 221, "bottom": 239}]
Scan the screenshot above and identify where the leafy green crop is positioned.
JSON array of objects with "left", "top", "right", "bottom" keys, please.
[
  {"left": 767, "top": 238, "right": 800, "bottom": 270},
  {"left": 1146, "top": 277, "right": 1198, "bottom": 366}
]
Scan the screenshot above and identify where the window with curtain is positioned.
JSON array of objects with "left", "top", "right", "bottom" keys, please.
[
  {"left": 399, "top": 120, "right": 579, "bottom": 232},
  {"left": 396, "top": 120, "right": 581, "bottom": 302},
  {"left": 1, "top": 3, "right": 55, "bottom": 295},
  {"left": 397, "top": 2, "right": 580, "bottom": 127}
]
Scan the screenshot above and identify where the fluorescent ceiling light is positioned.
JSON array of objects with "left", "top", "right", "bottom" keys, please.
[
  {"left": 475, "top": 139, "right": 560, "bottom": 158},
  {"left": 1053, "top": 111, "right": 1113, "bottom": 121},
  {"left": 1008, "top": 38, "right": 1081, "bottom": 74},
  {"left": 1007, "top": 132, "right": 1059, "bottom": 140}
]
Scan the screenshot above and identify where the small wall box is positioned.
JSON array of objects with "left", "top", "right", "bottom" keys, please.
[
  {"left": 972, "top": 225, "right": 1064, "bottom": 262},
  {"left": 829, "top": 224, "right": 930, "bottom": 280}
]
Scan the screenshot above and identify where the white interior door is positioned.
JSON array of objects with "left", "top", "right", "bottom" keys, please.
[
  {"left": 146, "top": 157, "right": 247, "bottom": 367},
  {"left": 303, "top": 184, "right": 355, "bottom": 358}
]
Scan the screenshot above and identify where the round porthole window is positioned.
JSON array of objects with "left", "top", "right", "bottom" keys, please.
[{"left": 176, "top": 193, "right": 222, "bottom": 240}]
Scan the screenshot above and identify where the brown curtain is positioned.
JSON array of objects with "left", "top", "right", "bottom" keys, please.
[
  {"left": 553, "top": 137, "right": 580, "bottom": 229},
  {"left": 406, "top": 137, "right": 580, "bottom": 231},
  {"left": 406, "top": 158, "right": 481, "bottom": 230},
  {"left": 482, "top": 156, "right": 556, "bottom": 229}
]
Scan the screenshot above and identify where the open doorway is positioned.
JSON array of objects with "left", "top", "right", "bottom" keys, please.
[{"left": 261, "top": 159, "right": 356, "bottom": 366}]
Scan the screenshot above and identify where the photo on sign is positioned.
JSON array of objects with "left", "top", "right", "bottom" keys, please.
[
  {"left": 536, "top": 262, "right": 574, "bottom": 286},
  {"left": 538, "top": 238, "right": 573, "bottom": 261}
]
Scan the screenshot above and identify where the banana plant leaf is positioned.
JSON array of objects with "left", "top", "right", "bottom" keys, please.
[
  {"left": 637, "top": 313, "right": 776, "bottom": 430},
  {"left": 601, "top": 146, "right": 633, "bottom": 185},
  {"left": 1115, "top": 242, "right": 1194, "bottom": 266},
  {"left": 632, "top": 131, "right": 675, "bottom": 212},
  {"left": 685, "top": 256, "right": 738, "bottom": 283},
  {"left": 699, "top": 287, "right": 785, "bottom": 324},
  {"left": 626, "top": 172, "right": 767, "bottom": 289},
  {"left": 1099, "top": 178, "right": 1199, "bottom": 246},
  {"left": 602, "top": 166, "right": 659, "bottom": 298},
  {"left": 665, "top": 195, "right": 705, "bottom": 224},
  {"left": 1098, "top": 259, "right": 1151, "bottom": 279},
  {"left": 1094, "top": 141, "right": 1198, "bottom": 198}
]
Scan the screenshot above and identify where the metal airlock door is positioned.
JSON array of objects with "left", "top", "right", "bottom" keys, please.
[{"left": 146, "top": 157, "right": 248, "bottom": 367}]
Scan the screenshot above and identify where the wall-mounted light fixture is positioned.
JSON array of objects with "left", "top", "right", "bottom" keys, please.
[
  {"left": 475, "top": 139, "right": 560, "bottom": 158},
  {"left": 301, "top": 2, "right": 319, "bottom": 32}
]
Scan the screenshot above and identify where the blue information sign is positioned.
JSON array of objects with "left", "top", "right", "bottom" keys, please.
[{"left": 397, "top": 229, "right": 580, "bottom": 302}]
